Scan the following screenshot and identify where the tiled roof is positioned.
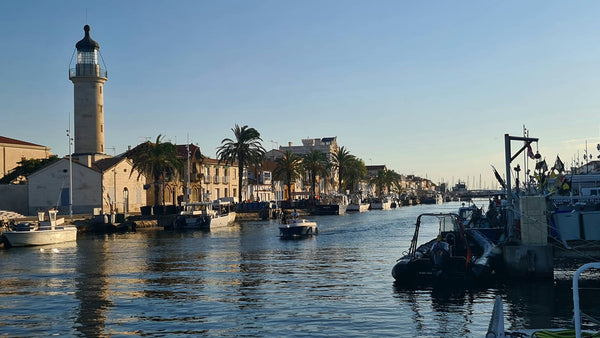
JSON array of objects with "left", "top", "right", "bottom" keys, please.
[
  {"left": 92, "top": 157, "right": 122, "bottom": 172},
  {"left": 0, "top": 136, "right": 44, "bottom": 147}
]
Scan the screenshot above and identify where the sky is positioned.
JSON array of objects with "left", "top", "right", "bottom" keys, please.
[{"left": 2, "top": 1, "right": 600, "bottom": 189}]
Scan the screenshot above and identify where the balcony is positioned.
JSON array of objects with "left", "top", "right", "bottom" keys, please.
[
  {"left": 213, "top": 176, "right": 219, "bottom": 184},
  {"left": 204, "top": 175, "right": 212, "bottom": 184},
  {"left": 222, "top": 176, "right": 229, "bottom": 184}
]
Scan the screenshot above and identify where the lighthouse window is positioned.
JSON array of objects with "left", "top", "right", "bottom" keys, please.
[{"left": 77, "top": 50, "right": 98, "bottom": 64}]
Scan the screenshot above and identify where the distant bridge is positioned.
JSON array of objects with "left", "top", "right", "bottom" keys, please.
[{"left": 452, "top": 189, "right": 504, "bottom": 199}]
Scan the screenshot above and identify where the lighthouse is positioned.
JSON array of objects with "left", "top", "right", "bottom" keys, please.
[{"left": 69, "top": 25, "right": 108, "bottom": 164}]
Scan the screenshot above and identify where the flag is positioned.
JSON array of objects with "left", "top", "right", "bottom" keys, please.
[
  {"left": 527, "top": 144, "right": 535, "bottom": 160},
  {"left": 491, "top": 165, "right": 506, "bottom": 189},
  {"left": 535, "top": 159, "right": 548, "bottom": 172},
  {"left": 553, "top": 156, "right": 565, "bottom": 173}
]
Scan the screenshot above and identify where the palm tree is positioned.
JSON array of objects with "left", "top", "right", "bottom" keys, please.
[
  {"left": 370, "top": 168, "right": 401, "bottom": 197},
  {"left": 331, "top": 146, "right": 355, "bottom": 193},
  {"left": 216, "top": 124, "right": 266, "bottom": 203},
  {"left": 302, "top": 149, "right": 330, "bottom": 200},
  {"left": 343, "top": 157, "right": 367, "bottom": 194},
  {"left": 130, "top": 134, "right": 183, "bottom": 206},
  {"left": 273, "top": 151, "right": 304, "bottom": 202}
]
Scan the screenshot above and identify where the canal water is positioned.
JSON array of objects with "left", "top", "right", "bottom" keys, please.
[{"left": 1, "top": 201, "right": 599, "bottom": 337}]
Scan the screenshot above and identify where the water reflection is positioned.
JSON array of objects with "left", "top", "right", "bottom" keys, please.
[
  {"left": 74, "top": 236, "right": 112, "bottom": 337},
  {"left": 2, "top": 203, "right": 597, "bottom": 336}
]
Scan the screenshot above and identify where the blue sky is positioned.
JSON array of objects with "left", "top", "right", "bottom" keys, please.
[{"left": 2, "top": 1, "right": 600, "bottom": 189}]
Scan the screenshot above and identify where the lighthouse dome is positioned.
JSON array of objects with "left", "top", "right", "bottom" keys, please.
[{"left": 75, "top": 25, "right": 99, "bottom": 51}]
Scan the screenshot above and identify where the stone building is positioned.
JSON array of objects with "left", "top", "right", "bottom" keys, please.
[
  {"left": 277, "top": 137, "right": 340, "bottom": 196},
  {"left": 27, "top": 157, "right": 146, "bottom": 216},
  {"left": 0, "top": 136, "right": 52, "bottom": 180}
]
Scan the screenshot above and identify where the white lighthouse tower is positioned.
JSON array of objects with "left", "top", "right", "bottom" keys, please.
[{"left": 69, "top": 25, "right": 108, "bottom": 165}]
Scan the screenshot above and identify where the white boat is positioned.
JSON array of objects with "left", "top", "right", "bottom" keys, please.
[
  {"left": 2, "top": 210, "right": 77, "bottom": 247},
  {"left": 173, "top": 201, "right": 235, "bottom": 230},
  {"left": 547, "top": 174, "right": 600, "bottom": 241},
  {"left": 347, "top": 202, "right": 369, "bottom": 212},
  {"left": 370, "top": 198, "right": 392, "bottom": 210},
  {"left": 487, "top": 262, "right": 600, "bottom": 337},
  {"left": 279, "top": 213, "right": 318, "bottom": 238}
]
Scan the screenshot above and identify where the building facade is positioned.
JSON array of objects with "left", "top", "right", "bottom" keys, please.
[
  {"left": 277, "top": 137, "right": 339, "bottom": 196},
  {"left": 0, "top": 136, "right": 51, "bottom": 180}
]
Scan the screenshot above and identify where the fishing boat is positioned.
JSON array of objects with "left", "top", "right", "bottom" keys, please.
[
  {"left": 172, "top": 201, "right": 235, "bottom": 230},
  {"left": 487, "top": 262, "right": 600, "bottom": 337},
  {"left": 392, "top": 213, "right": 498, "bottom": 285},
  {"left": 2, "top": 209, "right": 77, "bottom": 247},
  {"left": 279, "top": 211, "right": 318, "bottom": 238}
]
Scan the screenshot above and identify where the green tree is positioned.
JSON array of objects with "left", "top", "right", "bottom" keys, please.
[
  {"left": 216, "top": 124, "right": 266, "bottom": 203},
  {"left": 343, "top": 157, "right": 367, "bottom": 194},
  {"left": 273, "top": 151, "right": 304, "bottom": 202},
  {"left": 0, "top": 156, "right": 60, "bottom": 184},
  {"left": 130, "top": 135, "right": 183, "bottom": 206},
  {"left": 331, "top": 146, "right": 356, "bottom": 193},
  {"left": 302, "top": 149, "right": 330, "bottom": 199}
]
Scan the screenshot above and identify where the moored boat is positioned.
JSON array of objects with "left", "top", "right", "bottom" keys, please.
[
  {"left": 172, "top": 201, "right": 235, "bottom": 230},
  {"left": 370, "top": 198, "right": 392, "bottom": 210},
  {"left": 311, "top": 194, "right": 349, "bottom": 215},
  {"left": 2, "top": 210, "right": 77, "bottom": 247},
  {"left": 392, "top": 213, "right": 498, "bottom": 285},
  {"left": 347, "top": 202, "right": 369, "bottom": 212}
]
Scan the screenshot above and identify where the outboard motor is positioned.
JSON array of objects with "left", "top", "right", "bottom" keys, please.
[{"left": 430, "top": 238, "right": 451, "bottom": 277}]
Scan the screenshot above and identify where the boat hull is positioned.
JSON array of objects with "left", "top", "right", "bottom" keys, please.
[
  {"left": 311, "top": 204, "right": 347, "bottom": 215},
  {"left": 3, "top": 227, "right": 77, "bottom": 247},
  {"left": 279, "top": 220, "right": 318, "bottom": 238},
  {"left": 174, "top": 212, "right": 235, "bottom": 230},
  {"left": 370, "top": 201, "right": 392, "bottom": 210},
  {"left": 209, "top": 213, "right": 235, "bottom": 229},
  {"left": 347, "top": 203, "right": 369, "bottom": 212}
]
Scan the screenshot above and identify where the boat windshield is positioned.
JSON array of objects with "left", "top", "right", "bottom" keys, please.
[{"left": 437, "top": 214, "right": 459, "bottom": 233}]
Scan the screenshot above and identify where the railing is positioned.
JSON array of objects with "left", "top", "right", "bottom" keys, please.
[
  {"left": 213, "top": 176, "right": 219, "bottom": 184},
  {"left": 222, "top": 176, "right": 229, "bottom": 184},
  {"left": 204, "top": 175, "right": 212, "bottom": 184},
  {"left": 69, "top": 64, "right": 108, "bottom": 79}
]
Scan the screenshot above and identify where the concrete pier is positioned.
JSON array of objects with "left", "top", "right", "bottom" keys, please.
[{"left": 502, "top": 196, "right": 554, "bottom": 278}]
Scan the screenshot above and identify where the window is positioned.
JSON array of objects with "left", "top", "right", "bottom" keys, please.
[{"left": 77, "top": 50, "right": 98, "bottom": 64}]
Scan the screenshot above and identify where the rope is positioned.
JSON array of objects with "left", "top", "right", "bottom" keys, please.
[{"left": 581, "top": 311, "right": 600, "bottom": 326}]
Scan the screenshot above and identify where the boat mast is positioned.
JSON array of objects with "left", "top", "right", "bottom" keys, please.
[
  {"left": 68, "top": 113, "right": 73, "bottom": 221},
  {"left": 186, "top": 134, "right": 191, "bottom": 204}
]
